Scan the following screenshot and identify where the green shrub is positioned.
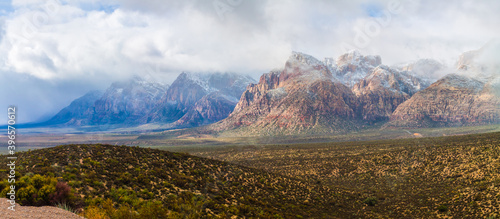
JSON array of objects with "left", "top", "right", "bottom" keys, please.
[
  {"left": 1, "top": 174, "right": 76, "bottom": 207},
  {"left": 438, "top": 205, "right": 448, "bottom": 212},
  {"left": 363, "top": 197, "right": 378, "bottom": 206}
]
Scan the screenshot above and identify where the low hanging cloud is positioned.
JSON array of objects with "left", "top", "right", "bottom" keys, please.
[{"left": 1, "top": 0, "right": 499, "bottom": 123}]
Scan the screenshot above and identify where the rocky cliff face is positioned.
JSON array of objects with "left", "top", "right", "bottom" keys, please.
[
  {"left": 213, "top": 52, "right": 359, "bottom": 135},
  {"left": 325, "top": 50, "right": 382, "bottom": 87},
  {"left": 352, "top": 65, "right": 430, "bottom": 122},
  {"left": 387, "top": 42, "right": 500, "bottom": 128},
  {"left": 148, "top": 72, "right": 255, "bottom": 124},
  {"left": 387, "top": 74, "right": 500, "bottom": 128},
  {"left": 149, "top": 73, "right": 212, "bottom": 123},
  {"left": 174, "top": 92, "right": 239, "bottom": 127},
  {"left": 90, "top": 76, "right": 167, "bottom": 125}
]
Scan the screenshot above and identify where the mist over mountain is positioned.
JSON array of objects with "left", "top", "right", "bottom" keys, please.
[
  {"left": 387, "top": 42, "right": 500, "bottom": 128},
  {"left": 42, "top": 72, "right": 255, "bottom": 130},
  {"left": 37, "top": 42, "right": 499, "bottom": 134},
  {"left": 45, "top": 90, "right": 103, "bottom": 125}
]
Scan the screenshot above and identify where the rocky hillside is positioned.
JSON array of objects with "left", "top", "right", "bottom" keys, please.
[
  {"left": 212, "top": 52, "right": 360, "bottom": 135},
  {"left": 353, "top": 65, "right": 430, "bottom": 122},
  {"left": 210, "top": 51, "right": 433, "bottom": 135},
  {"left": 325, "top": 50, "right": 382, "bottom": 87},
  {"left": 173, "top": 91, "right": 240, "bottom": 127},
  {"left": 387, "top": 42, "right": 500, "bottom": 128},
  {"left": 148, "top": 72, "right": 253, "bottom": 124},
  {"left": 387, "top": 74, "right": 499, "bottom": 128},
  {"left": 91, "top": 76, "right": 167, "bottom": 125},
  {"left": 42, "top": 46, "right": 497, "bottom": 133}
]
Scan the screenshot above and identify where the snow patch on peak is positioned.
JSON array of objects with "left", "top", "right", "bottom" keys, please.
[
  {"left": 289, "top": 51, "right": 323, "bottom": 67},
  {"left": 280, "top": 52, "right": 333, "bottom": 84},
  {"left": 325, "top": 51, "right": 381, "bottom": 87},
  {"left": 180, "top": 72, "right": 218, "bottom": 93},
  {"left": 267, "top": 87, "right": 287, "bottom": 100},
  {"left": 438, "top": 74, "right": 484, "bottom": 91},
  {"left": 335, "top": 50, "right": 381, "bottom": 67}
]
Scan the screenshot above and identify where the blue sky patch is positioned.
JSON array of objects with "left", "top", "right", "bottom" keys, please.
[
  {"left": 363, "top": 3, "right": 383, "bottom": 17},
  {"left": 0, "top": 0, "right": 13, "bottom": 15}
]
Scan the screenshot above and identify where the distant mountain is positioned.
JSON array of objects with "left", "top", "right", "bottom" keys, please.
[
  {"left": 42, "top": 45, "right": 498, "bottom": 133},
  {"left": 387, "top": 42, "right": 500, "bottom": 128},
  {"left": 90, "top": 76, "right": 167, "bottom": 125},
  {"left": 173, "top": 91, "right": 239, "bottom": 127},
  {"left": 211, "top": 52, "right": 360, "bottom": 135},
  {"left": 44, "top": 76, "right": 167, "bottom": 127},
  {"left": 387, "top": 74, "right": 500, "bottom": 128},
  {"left": 147, "top": 72, "right": 255, "bottom": 125},
  {"left": 45, "top": 90, "right": 103, "bottom": 125},
  {"left": 44, "top": 73, "right": 255, "bottom": 129}
]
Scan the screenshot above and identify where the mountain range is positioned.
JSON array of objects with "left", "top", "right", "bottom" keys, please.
[
  {"left": 42, "top": 44, "right": 499, "bottom": 135},
  {"left": 45, "top": 73, "right": 255, "bottom": 130}
]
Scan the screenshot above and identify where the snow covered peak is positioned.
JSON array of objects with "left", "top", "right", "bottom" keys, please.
[
  {"left": 394, "top": 58, "right": 445, "bottom": 80},
  {"left": 289, "top": 51, "right": 324, "bottom": 67},
  {"left": 176, "top": 72, "right": 217, "bottom": 93},
  {"left": 281, "top": 52, "right": 333, "bottom": 84},
  {"left": 354, "top": 64, "right": 430, "bottom": 97},
  {"left": 456, "top": 41, "right": 500, "bottom": 81},
  {"left": 335, "top": 50, "right": 381, "bottom": 67},
  {"left": 436, "top": 74, "right": 484, "bottom": 91},
  {"left": 324, "top": 51, "right": 381, "bottom": 87}
]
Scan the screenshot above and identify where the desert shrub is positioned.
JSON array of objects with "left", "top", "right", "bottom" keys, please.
[
  {"left": 81, "top": 205, "right": 109, "bottom": 219},
  {"left": 113, "top": 204, "right": 135, "bottom": 219},
  {"left": 363, "top": 197, "right": 378, "bottom": 206},
  {"left": 0, "top": 174, "right": 77, "bottom": 207},
  {"left": 438, "top": 204, "right": 448, "bottom": 212},
  {"left": 50, "top": 181, "right": 72, "bottom": 204},
  {"left": 137, "top": 200, "right": 168, "bottom": 219}
]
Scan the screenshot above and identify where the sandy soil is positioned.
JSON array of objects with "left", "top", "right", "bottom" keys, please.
[{"left": 0, "top": 198, "right": 83, "bottom": 219}]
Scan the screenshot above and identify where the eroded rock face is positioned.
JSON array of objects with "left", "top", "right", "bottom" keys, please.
[
  {"left": 174, "top": 92, "right": 239, "bottom": 127},
  {"left": 148, "top": 72, "right": 255, "bottom": 124},
  {"left": 90, "top": 77, "right": 167, "bottom": 125},
  {"left": 353, "top": 66, "right": 429, "bottom": 122},
  {"left": 325, "top": 50, "right": 382, "bottom": 87},
  {"left": 387, "top": 74, "right": 500, "bottom": 128},
  {"left": 213, "top": 52, "right": 359, "bottom": 134},
  {"left": 149, "top": 72, "right": 211, "bottom": 123}
]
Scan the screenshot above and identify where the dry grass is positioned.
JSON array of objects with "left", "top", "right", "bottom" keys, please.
[{"left": 190, "top": 132, "right": 500, "bottom": 218}]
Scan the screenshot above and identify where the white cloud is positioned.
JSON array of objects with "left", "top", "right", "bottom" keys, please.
[{"left": 0, "top": 0, "right": 499, "bottom": 123}]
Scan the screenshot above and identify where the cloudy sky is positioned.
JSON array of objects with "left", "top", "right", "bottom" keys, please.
[{"left": 1, "top": 0, "right": 499, "bottom": 124}]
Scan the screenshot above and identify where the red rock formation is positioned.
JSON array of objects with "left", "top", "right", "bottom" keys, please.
[
  {"left": 353, "top": 65, "right": 429, "bottom": 122},
  {"left": 387, "top": 74, "right": 500, "bottom": 128},
  {"left": 212, "top": 52, "right": 359, "bottom": 135}
]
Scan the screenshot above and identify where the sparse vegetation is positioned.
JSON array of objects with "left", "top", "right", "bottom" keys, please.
[
  {"left": 190, "top": 131, "right": 500, "bottom": 218},
  {"left": 1, "top": 131, "right": 499, "bottom": 218},
  {"left": 0, "top": 144, "right": 339, "bottom": 218}
]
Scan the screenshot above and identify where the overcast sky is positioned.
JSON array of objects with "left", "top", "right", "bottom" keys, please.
[{"left": 1, "top": 0, "right": 499, "bottom": 124}]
